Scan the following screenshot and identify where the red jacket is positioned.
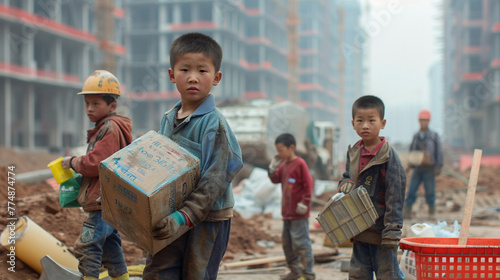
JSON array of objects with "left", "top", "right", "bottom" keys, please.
[
  {"left": 71, "top": 114, "right": 133, "bottom": 211},
  {"left": 269, "top": 157, "right": 313, "bottom": 220}
]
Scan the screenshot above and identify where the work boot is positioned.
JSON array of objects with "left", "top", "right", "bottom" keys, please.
[
  {"left": 110, "top": 272, "right": 129, "bottom": 280},
  {"left": 403, "top": 204, "right": 413, "bottom": 219},
  {"left": 83, "top": 277, "right": 98, "bottom": 280},
  {"left": 302, "top": 272, "right": 316, "bottom": 280},
  {"left": 428, "top": 205, "right": 436, "bottom": 219},
  {"left": 281, "top": 271, "right": 303, "bottom": 280}
]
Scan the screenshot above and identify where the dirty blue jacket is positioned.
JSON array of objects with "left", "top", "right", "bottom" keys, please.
[
  {"left": 159, "top": 95, "right": 243, "bottom": 226},
  {"left": 340, "top": 140, "right": 406, "bottom": 245}
]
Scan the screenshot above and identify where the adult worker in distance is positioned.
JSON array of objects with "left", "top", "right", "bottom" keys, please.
[{"left": 403, "top": 109, "right": 443, "bottom": 219}]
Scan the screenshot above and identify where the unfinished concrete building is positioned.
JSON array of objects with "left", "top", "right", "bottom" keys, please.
[
  {"left": 296, "top": 0, "right": 340, "bottom": 124},
  {"left": 126, "top": 0, "right": 289, "bottom": 135},
  {"left": 0, "top": 0, "right": 125, "bottom": 150},
  {"left": 126, "top": 0, "right": 363, "bottom": 147},
  {"left": 444, "top": 0, "right": 500, "bottom": 153},
  {"left": 0, "top": 0, "right": 365, "bottom": 151}
]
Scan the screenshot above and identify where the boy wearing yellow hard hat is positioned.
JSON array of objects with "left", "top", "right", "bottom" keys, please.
[{"left": 62, "top": 70, "right": 132, "bottom": 280}]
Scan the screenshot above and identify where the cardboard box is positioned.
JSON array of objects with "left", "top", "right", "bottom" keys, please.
[{"left": 99, "top": 130, "right": 200, "bottom": 254}]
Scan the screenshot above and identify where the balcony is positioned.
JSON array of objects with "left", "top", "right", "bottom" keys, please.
[
  {"left": 0, "top": 4, "right": 125, "bottom": 54},
  {"left": 463, "top": 10, "right": 483, "bottom": 27},
  {"left": 0, "top": 62, "right": 81, "bottom": 86},
  {"left": 492, "top": 23, "right": 500, "bottom": 33},
  {"left": 463, "top": 46, "right": 481, "bottom": 54},
  {"left": 462, "top": 72, "right": 482, "bottom": 82},
  {"left": 491, "top": 59, "right": 500, "bottom": 68},
  {"left": 244, "top": 91, "right": 267, "bottom": 99}
]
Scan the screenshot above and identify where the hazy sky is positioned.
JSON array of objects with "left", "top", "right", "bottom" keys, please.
[{"left": 365, "top": 0, "right": 442, "bottom": 144}]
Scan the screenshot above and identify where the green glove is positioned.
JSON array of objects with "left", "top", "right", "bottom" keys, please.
[{"left": 151, "top": 211, "right": 185, "bottom": 240}]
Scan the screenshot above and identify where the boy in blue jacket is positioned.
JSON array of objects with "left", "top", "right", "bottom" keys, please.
[
  {"left": 338, "top": 95, "right": 406, "bottom": 280},
  {"left": 142, "top": 33, "right": 243, "bottom": 280}
]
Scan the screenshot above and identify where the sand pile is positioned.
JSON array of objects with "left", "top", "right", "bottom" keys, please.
[
  {"left": 0, "top": 166, "right": 144, "bottom": 279},
  {"left": 0, "top": 147, "right": 62, "bottom": 173}
]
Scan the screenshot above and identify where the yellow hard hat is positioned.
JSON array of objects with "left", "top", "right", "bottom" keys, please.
[{"left": 77, "top": 70, "right": 120, "bottom": 96}]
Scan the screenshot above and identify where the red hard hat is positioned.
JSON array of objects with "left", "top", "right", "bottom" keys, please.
[{"left": 418, "top": 109, "right": 431, "bottom": 120}]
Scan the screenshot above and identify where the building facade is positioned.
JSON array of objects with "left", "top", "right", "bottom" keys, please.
[
  {"left": 126, "top": 0, "right": 289, "bottom": 135},
  {"left": 338, "top": 0, "right": 364, "bottom": 149},
  {"left": 444, "top": 0, "right": 500, "bottom": 152},
  {"left": 0, "top": 0, "right": 365, "bottom": 151},
  {"left": 0, "top": 0, "right": 125, "bottom": 151},
  {"left": 126, "top": 0, "right": 366, "bottom": 138}
]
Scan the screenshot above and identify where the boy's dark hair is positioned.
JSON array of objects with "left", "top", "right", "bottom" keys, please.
[
  {"left": 170, "top": 33, "right": 223, "bottom": 72},
  {"left": 352, "top": 95, "right": 385, "bottom": 119},
  {"left": 101, "top": 95, "right": 118, "bottom": 105},
  {"left": 275, "top": 133, "right": 296, "bottom": 148}
]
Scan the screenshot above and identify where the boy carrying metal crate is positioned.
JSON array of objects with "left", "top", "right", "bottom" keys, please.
[{"left": 337, "top": 95, "right": 407, "bottom": 280}]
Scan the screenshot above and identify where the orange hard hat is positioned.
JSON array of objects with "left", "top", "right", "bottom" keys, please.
[
  {"left": 418, "top": 109, "right": 431, "bottom": 120},
  {"left": 77, "top": 70, "right": 121, "bottom": 97}
]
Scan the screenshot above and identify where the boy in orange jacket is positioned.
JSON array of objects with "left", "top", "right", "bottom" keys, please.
[{"left": 62, "top": 70, "right": 132, "bottom": 280}]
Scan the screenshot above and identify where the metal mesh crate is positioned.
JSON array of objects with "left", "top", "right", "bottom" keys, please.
[{"left": 316, "top": 186, "right": 379, "bottom": 245}]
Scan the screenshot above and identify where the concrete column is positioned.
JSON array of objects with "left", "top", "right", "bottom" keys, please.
[
  {"left": 159, "top": 34, "right": 167, "bottom": 63},
  {"left": 24, "top": 0, "right": 35, "bottom": 13},
  {"left": 82, "top": 44, "right": 90, "bottom": 77},
  {"left": 49, "top": 90, "right": 63, "bottom": 150},
  {"left": 159, "top": 4, "right": 167, "bottom": 30},
  {"left": 173, "top": 4, "right": 181, "bottom": 24},
  {"left": 54, "top": 0, "right": 61, "bottom": 22},
  {"left": 192, "top": 2, "right": 199, "bottom": 22},
  {"left": 3, "top": 79, "right": 11, "bottom": 147},
  {"left": 159, "top": 35, "right": 168, "bottom": 92},
  {"left": 2, "top": 24, "right": 8, "bottom": 62},
  {"left": 27, "top": 23, "right": 34, "bottom": 68},
  {"left": 148, "top": 101, "right": 155, "bottom": 131},
  {"left": 240, "top": 69, "right": 245, "bottom": 99},
  {"left": 26, "top": 84, "right": 35, "bottom": 149},
  {"left": 55, "top": 38, "right": 62, "bottom": 78},
  {"left": 213, "top": 1, "right": 220, "bottom": 27},
  {"left": 82, "top": 1, "right": 89, "bottom": 33}
]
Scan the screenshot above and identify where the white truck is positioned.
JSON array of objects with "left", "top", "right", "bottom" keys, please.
[{"left": 219, "top": 99, "right": 339, "bottom": 180}]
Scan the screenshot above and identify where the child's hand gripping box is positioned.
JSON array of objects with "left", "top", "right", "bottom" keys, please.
[
  {"left": 99, "top": 130, "right": 200, "bottom": 255},
  {"left": 316, "top": 187, "right": 379, "bottom": 246}
]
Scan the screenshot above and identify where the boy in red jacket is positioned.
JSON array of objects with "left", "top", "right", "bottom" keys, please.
[
  {"left": 268, "top": 133, "right": 315, "bottom": 280},
  {"left": 62, "top": 70, "right": 132, "bottom": 280}
]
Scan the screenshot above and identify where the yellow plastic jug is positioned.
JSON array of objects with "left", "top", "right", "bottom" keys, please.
[{"left": 47, "top": 157, "right": 73, "bottom": 184}]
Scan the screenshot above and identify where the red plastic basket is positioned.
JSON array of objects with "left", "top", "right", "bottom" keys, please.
[{"left": 400, "top": 237, "right": 500, "bottom": 280}]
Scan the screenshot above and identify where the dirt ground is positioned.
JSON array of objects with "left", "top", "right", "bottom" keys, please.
[{"left": 0, "top": 147, "right": 499, "bottom": 279}]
